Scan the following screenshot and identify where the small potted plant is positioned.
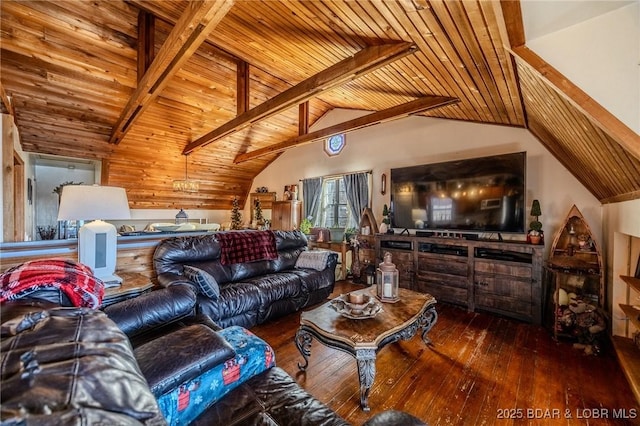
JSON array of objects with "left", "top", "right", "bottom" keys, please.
[
  {"left": 528, "top": 199, "right": 543, "bottom": 244},
  {"left": 300, "top": 217, "right": 312, "bottom": 235},
  {"left": 379, "top": 204, "right": 391, "bottom": 233},
  {"left": 344, "top": 227, "right": 358, "bottom": 243}
]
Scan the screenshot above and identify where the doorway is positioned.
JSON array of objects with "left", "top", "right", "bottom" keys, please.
[
  {"left": 33, "top": 154, "right": 99, "bottom": 240},
  {"left": 12, "top": 152, "right": 24, "bottom": 241}
]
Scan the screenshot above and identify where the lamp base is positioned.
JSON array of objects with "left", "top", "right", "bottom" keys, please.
[
  {"left": 78, "top": 220, "right": 119, "bottom": 284},
  {"left": 100, "top": 273, "right": 123, "bottom": 288}
]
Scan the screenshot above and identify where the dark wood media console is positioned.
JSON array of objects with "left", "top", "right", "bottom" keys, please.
[{"left": 375, "top": 234, "right": 544, "bottom": 324}]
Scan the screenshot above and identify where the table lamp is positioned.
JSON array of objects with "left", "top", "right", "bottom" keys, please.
[{"left": 57, "top": 184, "right": 131, "bottom": 285}]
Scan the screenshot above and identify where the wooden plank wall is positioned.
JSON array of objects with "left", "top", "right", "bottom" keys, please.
[{"left": 0, "top": 235, "right": 171, "bottom": 280}]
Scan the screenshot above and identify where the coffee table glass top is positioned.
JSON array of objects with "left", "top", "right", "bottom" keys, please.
[{"left": 300, "top": 287, "right": 436, "bottom": 348}]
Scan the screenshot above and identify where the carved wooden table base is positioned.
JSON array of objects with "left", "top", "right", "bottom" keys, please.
[{"left": 295, "top": 287, "right": 438, "bottom": 411}]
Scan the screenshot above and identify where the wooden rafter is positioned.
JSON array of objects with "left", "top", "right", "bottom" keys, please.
[
  {"left": 0, "top": 83, "right": 15, "bottom": 117},
  {"left": 137, "top": 10, "right": 155, "bottom": 82},
  {"left": 183, "top": 42, "right": 418, "bottom": 154},
  {"left": 110, "top": 0, "right": 234, "bottom": 144},
  {"left": 299, "top": 102, "right": 309, "bottom": 136},
  {"left": 237, "top": 60, "right": 249, "bottom": 115},
  {"left": 234, "top": 96, "right": 459, "bottom": 164},
  {"left": 511, "top": 46, "right": 640, "bottom": 162}
]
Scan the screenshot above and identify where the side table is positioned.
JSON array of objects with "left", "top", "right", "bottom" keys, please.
[
  {"left": 308, "top": 240, "right": 351, "bottom": 280},
  {"left": 102, "top": 272, "right": 155, "bottom": 307}
]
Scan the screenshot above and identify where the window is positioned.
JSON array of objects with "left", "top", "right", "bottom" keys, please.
[
  {"left": 324, "top": 134, "right": 345, "bottom": 156},
  {"left": 319, "top": 177, "right": 355, "bottom": 228}
]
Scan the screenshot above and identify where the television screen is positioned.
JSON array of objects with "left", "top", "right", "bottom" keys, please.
[{"left": 390, "top": 152, "right": 526, "bottom": 233}]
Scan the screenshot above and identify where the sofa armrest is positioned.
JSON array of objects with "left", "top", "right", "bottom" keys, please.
[
  {"left": 156, "top": 271, "right": 192, "bottom": 288},
  {"left": 103, "top": 284, "right": 197, "bottom": 338}
]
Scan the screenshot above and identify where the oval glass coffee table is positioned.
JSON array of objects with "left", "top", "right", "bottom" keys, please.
[{"left": 295, "top": 287, "right": 437, "bottom": 411}]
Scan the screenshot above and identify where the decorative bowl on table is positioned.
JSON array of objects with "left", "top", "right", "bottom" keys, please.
[
  {"left": 152, "top": 223, "right": 181, "bottom": 232},
  {"left": 329, "top": 292, "right": 382, "bottom": 319}
]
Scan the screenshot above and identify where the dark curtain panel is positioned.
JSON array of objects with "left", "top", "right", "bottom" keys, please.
[
  {"left": 302, "top": 177, "right": 323, "bottom": 225},
  {"left": 343, "top": 172, "right": 369, "bottom": 228}
]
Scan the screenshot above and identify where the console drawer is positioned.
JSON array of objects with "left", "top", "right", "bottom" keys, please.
[
  {"left": 418, "top": 254, "right": 467, "bottom": 276},
  {"left": 415, "top": 278, "right": 467, "bottom": 306},
  {"left": 474, "top": 260, "right": 532, "bottom": 278}
]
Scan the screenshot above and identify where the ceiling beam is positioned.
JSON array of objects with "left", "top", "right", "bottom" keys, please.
[
  {"left": 110, "top": 0, "right": 234, "bottom": 144},
  {"left": 137, "top": 10, "right": 155, "bottom": 82},
  {"left": 237, "top": 60, "right": 250, "bottom": 115},
  {"left": 234, "top": 96, "right": 459, "bottom": 164},
  {"left": 299, "top": 102, "right": 309, "bottom": 136},
  {"left": 183, "top": 42, "right": 418, "bottom": 154},
  {"left": 0, "top": 83, "right": 15, "bottom": 117},
  {"left": 511, "top": 46, "right": 640, "bottom": 162}
]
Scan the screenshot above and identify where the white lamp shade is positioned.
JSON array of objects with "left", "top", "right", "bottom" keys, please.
[{"left": 57, "top": 185, "right": 131, "bottom": 221}]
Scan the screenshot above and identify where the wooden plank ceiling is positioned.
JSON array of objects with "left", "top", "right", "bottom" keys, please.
[{"left": 0, "top": 0, "right": 637, "bottom": 210}]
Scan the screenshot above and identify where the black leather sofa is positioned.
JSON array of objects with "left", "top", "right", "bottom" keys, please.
[
  {"left": 153, "top": 230, "right": 338, "bottom": 328},
  {"left": 1, "top": 290, "right": 426, "bottom": 425}
]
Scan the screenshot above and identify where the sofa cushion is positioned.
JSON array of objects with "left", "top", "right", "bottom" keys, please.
[
  {"left": 102, "top": 284, "right": 197, "bottom": 338},
  {"left": 295, "top": 250, "right": 331, "bottom": 271},
  {"left": 183, "top": 265, "right": 220, "bottom": 300},
  {"left": 196, "top": 282, "right": 263, "bottom": 325},
  {"left": 134, "top": 324, "right": 236, "bottom": 396},
  {"left": 246, "top": 272, "right": 304, "bottom": 306},
  {"left": 1, "top": 306, "right": 164, "bottom": 425}
]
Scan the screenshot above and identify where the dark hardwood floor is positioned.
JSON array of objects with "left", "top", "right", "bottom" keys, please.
[{"left": 251, "top": 281, "right": 639, "bottom": 425}]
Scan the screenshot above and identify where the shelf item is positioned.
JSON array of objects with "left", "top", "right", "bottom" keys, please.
[
  {"left": 621, "top": 275, "right": 640, "bottom": 294},
  {"left": 620, "top": 304, "right": 640, "bottom": 330},
  {"left": 546, "top": 205, "right": 604, "bottom": 341},
  {"left": 375, "top": 234, "right": 544, "bottom": 324},
  {"left": 612, "top": 336, "right": 640, "bottom": 404}
]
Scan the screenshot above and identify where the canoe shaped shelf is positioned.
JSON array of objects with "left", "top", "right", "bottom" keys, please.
[
  {"left": 548, "top": 205, "right": 602, "bottom": 281},
  {"left": 546, "top": 205, "right": 605, "bottom": 340}
]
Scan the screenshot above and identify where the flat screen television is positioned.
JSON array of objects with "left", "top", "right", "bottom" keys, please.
[{"left": 390, "top": 152, "right": 526, "bottom": 234}]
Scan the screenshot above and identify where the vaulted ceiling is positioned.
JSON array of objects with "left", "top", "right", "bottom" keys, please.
[{"left": 1, "top": 0, "right": 638, "bottom": 210}]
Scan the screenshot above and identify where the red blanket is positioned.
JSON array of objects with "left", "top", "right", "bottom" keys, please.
[
  {"left": 216, "top": 230, "right": 278, "bottom": 265},
  {"left": 0, "top": 259, "right": 104, "bottom": 308}
]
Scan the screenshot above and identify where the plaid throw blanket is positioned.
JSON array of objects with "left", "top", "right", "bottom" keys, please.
[
  {"left": 217, "top": 230, "right": 278, "bottom": 265},
  {"left": 0, "top": 259, "right": 104, "bottom": 308}
]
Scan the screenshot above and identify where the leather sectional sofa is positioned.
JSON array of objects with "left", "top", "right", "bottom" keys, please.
[
  {"left": 153, "top": 230, "right": 338, "bottom": 328},
  {"left": 1, "top": 232, "right": 427, "bottom": 425},
  {"left": 1, "top": 272, "right": 425, "bottom": 425}
]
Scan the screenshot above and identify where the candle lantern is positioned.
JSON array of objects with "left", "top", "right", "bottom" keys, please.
[
  {"left": 363, "top": 261, "right": 376, "bottom": 286},
  {"left": 175, "top": 208, "right": 189, "bottom": 224},
  {"left": 376, "top": 251, "right": 399, "bottom": 302}
]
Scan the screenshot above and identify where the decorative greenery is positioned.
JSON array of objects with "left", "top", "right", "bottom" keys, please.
[
  {"left": 254, "top": 198, "right": 264, "bottom": 225},
  {"left": 344, "top": 227, "right": 358, "bottom": 243},
  {"left": 382, "top": 204, "right": 390, "bottom": 225},
  {"left": 529, "top": 199, "right": 542, "bottom": 233},
  {"left": 300, "top": 217, "right": 312, "bottom": 234},
  {"left": 230, "top": 196, "right": 243, "bottom": 230}
]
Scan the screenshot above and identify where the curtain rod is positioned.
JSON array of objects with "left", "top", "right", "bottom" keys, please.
[{"left": 299, "top": 169, "right": 372, "bottom": 182}]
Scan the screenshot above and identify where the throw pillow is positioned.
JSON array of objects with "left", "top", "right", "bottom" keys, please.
[
  {"left": 294, "top": 250, "right": 330, "bottom": 271},
  {"left": 183, "top": 265, "right": 220, "bottom": 300}
]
